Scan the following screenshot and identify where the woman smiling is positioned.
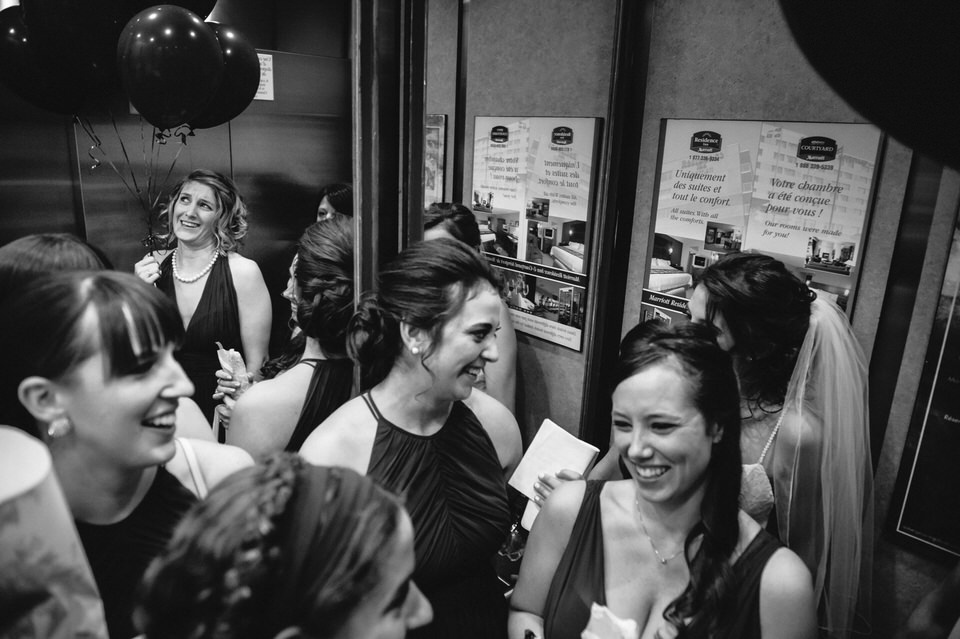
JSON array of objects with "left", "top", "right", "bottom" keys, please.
[
  {"left": 300, "top": 238, "right": 522, "bottom": 639},
  {"left": 510, "top": 322, "right": 815, "bottom": 639},
  {"left": 134, "top": 169, "right": 271, "bottom": 426},
  {"left": 0, "top": 271, "right": 252, "bottom": 639}
]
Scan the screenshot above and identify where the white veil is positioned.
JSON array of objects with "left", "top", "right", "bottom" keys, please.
[{"left": 772, "top": 297, "right": 873, "bottom": 638}]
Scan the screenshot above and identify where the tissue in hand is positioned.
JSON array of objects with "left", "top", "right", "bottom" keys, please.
[{"left": 580, "top": 603, "right": 640, "bottom": 639}]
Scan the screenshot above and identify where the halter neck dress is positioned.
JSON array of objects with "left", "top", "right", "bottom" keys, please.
[{"left": 362, "top": 393, "right": 511, "bottom": 639}]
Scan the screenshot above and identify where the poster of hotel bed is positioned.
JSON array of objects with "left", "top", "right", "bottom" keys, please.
[
  {"left": 471, "top": 116, "right": 601, "bottom": 351},
  {"left": 639, "top": 119, "right": 882, "bottom": 325}
]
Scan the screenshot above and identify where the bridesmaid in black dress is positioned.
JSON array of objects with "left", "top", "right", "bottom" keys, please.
[
  {"left": 300, "top": 238, "right": 522, "bottom": 639},
  {"left": 134, "top": 169, "right": 271, "bottom": 425}
]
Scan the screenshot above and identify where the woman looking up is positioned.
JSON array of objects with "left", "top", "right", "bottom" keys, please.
[
  {"left": 136, "top": 453, "right": 433, "bottom": 639},
  {"left": 226, "top": 216, "right": 355, "bottom": 458},
  {"left": 0, "top": 271, "right": 252, "bottom": 638},
  {"left": 134, "top": 169, "right": 272, "bottom": 425},
  {"left": 300, "top": 238, "right": 522, "bottom": 639},
  {"left": 423, "top": 202, "right": 518, "bottom": 415},
  {"left": 510, "top": 322, "right": 816, "bottom": 639}
]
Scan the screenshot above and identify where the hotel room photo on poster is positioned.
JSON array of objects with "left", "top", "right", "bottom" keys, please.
[
  {"left": 639, "top": 119, "right": 883, "bottom": 324},
  {"left": 471, "top": 116, "right": 601, "bottom": 351}
]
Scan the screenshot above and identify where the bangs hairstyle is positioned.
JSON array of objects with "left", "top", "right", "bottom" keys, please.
[
  {"left": 0, "top": 271, "right": 183, "bottom": 437},
  {"left": 159, "top": 169, "right": 249, "bottom": 252}
]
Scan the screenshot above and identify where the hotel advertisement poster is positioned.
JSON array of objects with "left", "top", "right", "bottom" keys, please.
[
  {"left": 640, "top": 119, "right": 882, "bottom": 325},
  {"left": 471, "top": 116, "right": 601, "bottom": 351},
  {"left": 891, "top": 221, "right": 960, "bottom": 558}
]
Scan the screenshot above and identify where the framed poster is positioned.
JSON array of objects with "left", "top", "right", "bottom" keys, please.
[
  {"left": 423, "top": 114, "right": 446, "bottom": 207},
  {"left": 890, "top": 220, "right": 960, "bottom": 558},
  {"left": 639, "top": 119, "right": 883, "bottom": 325},
  {"left": 471, "top": 116, "right": 602, "bottom": 351}
]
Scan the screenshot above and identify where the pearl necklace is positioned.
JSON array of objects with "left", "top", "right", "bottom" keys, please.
[
  {"left": 635, "top": 496, "right": 684, "bottom": 565},
  {"left": 172, "top": 246, "right": 219, "bottom": 283}
]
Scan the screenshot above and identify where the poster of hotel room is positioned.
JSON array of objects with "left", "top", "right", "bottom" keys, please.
[
  {"left": 640, "top": 119, "right": 882, "bottom": 325},
  {"left": 471, "top": 116, "right": 600, "bottom": 351}
]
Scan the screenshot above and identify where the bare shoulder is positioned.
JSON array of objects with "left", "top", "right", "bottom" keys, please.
[
  {"left": 235, "top": 376, "right": 300, "bottom": 413},
  {"left": 168, "top": 438, "right": 253, "bottom": 493},
  {"left": 465, "top": 388, "right": 522, "bottom": 472},
  {"left": 226, "top": 252, "right": 267, "bottom": 288},
  {"left": 298, "top": 396, "right": 377, "bottom": 473},
  {"left": 778, "top": 405, "right": 821, "bottom": 451},
  {"left": 759, "top": 544, "right": 817, "bottom": 639},
  {"left": 226, "top": 251, "right": 261, "bottom": 273},
  {"left": 530, "top": 479, "right": 587, "bottom": 543}
]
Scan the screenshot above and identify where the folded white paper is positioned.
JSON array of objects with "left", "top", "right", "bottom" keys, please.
[{"left": 508, "top": 418, "right": 599, "bottom": 530}]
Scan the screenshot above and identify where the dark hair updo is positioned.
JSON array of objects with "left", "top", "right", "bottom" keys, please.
[
  {"left": 614, "top": 321, "right": 742, "bottom": 639},
  {"left": 294, "top": 216, "right": 354, "bottom": 358},
  {"left": 696, "top": 251, "right": 815, "bottom": 411},
  {"left": 317, "top": 182, "right": 354, "bottom": 218},
  {"left": 423, "top": 202, "right": 482, "bottom": 249},
  {"left": 348, "top": 238, "right": 502, "bottom": 389}
]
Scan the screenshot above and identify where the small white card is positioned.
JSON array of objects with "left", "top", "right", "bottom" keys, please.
[
  {"left": 508, "top": 418, "right": 599, "bottom": 530},
  {"left": 255, "top": 53, "right": 274, "bottom": 101}
]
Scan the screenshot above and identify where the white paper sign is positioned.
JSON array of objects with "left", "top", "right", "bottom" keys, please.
[{"left": 255, "top": 53, "right": 274, "bottom": 101}]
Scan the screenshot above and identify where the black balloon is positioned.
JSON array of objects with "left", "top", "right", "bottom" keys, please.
[
  {"left": 779, "top": 0, "right": 960, "bottom": 169},
  {"left": 189, "top": 22, "right": 260, "bottom": 129},
  {"left": 125, "top": 0, "right": 217, "bottom": 21},
  {"left": 19, "top": 0, "right": 132, "bottom": 94},
  {"left": 116, "top": 5, "right": 224, "bottom": 130},
  {"left": 0, "top": 6, "right": 86, "bottom": 114}
]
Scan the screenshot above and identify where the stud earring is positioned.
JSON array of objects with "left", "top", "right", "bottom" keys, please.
[
  {"left": 46, "top": 416, "right": 73, "bottom": 439},
  {"left": 411, "top": 345, "right": 421, "bottom": 355}
]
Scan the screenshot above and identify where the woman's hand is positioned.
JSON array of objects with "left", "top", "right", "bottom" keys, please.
[
  {"left": 533, "top": 469, "right": 583, "bottom": 505},
  {"left": 212, "top": 368, "right": 251, "bottom": 402},
  {"left": 134, "top": 254, "right": 161, "bottom": 285}
]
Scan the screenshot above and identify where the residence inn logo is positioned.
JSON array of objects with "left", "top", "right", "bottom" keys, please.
[
  {"left": 690, "top": 130, "right": 722, "bottom": 153},
  {"left": 551, "top": 126, "right": 573, "bottom": 145},
  {"left": 490, "top": 125, "right": 509, "bottom": 143},
  {"left": 797, "top": 136, "right": 838, "bottom": 162}
]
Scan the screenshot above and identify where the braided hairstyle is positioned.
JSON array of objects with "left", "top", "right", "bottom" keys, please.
[
  {"left": 613, "top": 321, "right": 742, "bottom": 639},
  {"left": 348, "top": 238, "right": 502, "bottom": 389},
  {"left": 136, "top": 453, "right": 405, "bottom": 639},
  {"left": 696, "top": 252, "right": 815, "bottom": 413},
  {"left": 294, "top": 216, "right": 354, "bottom": 358}
]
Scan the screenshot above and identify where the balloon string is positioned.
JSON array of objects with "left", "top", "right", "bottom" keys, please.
[
  {"left": 140, "top": 117, "right": 152, "bottom": 212},
  {"left": 108, "top": 107, "right": 144, "bottom": 209},
  {"left": 75, "top": 115, "right": 142, "bottom": 205},
  {"left": 160, "top": 126, "right": 193, "bottom": 193}
]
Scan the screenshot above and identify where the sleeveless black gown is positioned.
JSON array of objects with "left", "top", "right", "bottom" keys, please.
[
  {"left": 362, "top": 394, "right": 511, "bottom": 639},
  {"left": 158, "top": 253, "right": 243, "bottom": 424},
  {"left": 543, "top": 480, "right": 782, "bottom": 639}
]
